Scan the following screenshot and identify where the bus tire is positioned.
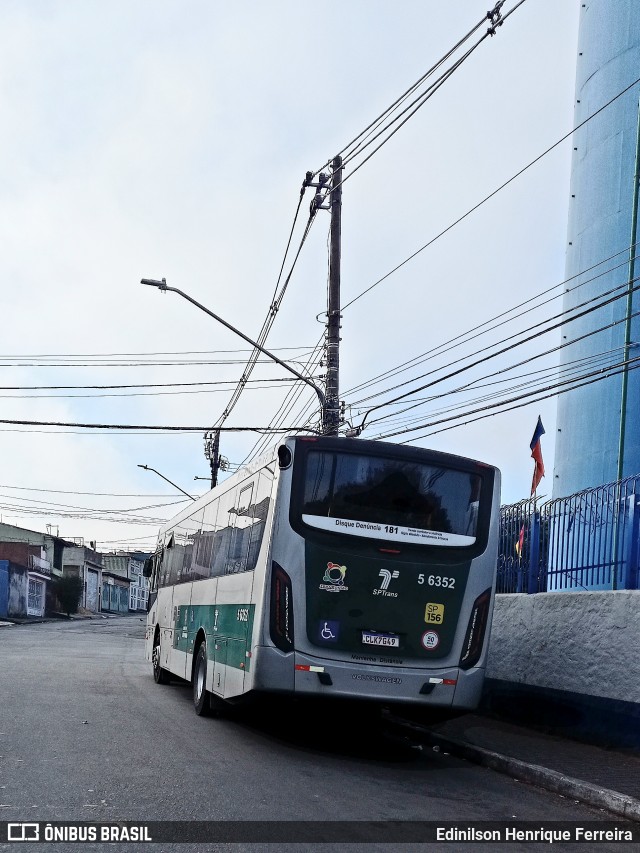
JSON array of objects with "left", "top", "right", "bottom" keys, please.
[
  {"left": 193, "top": 642, "right": 210, "bottom": 716},
  {"left": 152, "top": 632, "right": 171, "bottom": 685}
]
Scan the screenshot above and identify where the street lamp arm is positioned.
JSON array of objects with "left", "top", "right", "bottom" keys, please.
[
  {"left": 141, "top": 278, "right": 325, "bottom": 409},
  {"left": 137, "top": 464, "right": 196, "bottom": 500}
]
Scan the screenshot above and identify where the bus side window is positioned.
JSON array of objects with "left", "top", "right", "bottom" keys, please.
[
  {"left": 227, "top": 483, "right": 254, "bottom": 573},
  {"left": 211, "top": 486, "right": 237, "bottom": 577},
  {"left": 189, "top": 508, "right": 209, "bottom": 581},
  {"left": 159, "top": 535, "right": 174, "bottom": 587},
  {"left": 169, "top": 520, "right": 195, "bottom": 585},
  {"left": 199, "top": 499, "right": 219, "bottom": 579},
  {"left": 246, "top": 469, "right": 273, "bottom": 571}
]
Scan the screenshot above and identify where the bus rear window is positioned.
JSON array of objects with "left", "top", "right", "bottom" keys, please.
[{"left": 300, "top": 450, "right": 481, "bottom": 547}]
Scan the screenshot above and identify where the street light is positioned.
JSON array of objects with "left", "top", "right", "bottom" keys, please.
[
  {"left": 140, "top": 277, "right": 326, "bottom": 410},
  {"left": 137, "top": 464, "right": 196, "bottom": 501}
]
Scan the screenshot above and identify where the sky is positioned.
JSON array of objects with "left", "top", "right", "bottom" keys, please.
[{"left": 0, "top": 0, "right": 581, "bottom": 551}]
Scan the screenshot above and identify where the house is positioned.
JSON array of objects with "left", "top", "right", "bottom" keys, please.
[
  {"left": 102, "top": 552, "right": 149, "bottom": 613},
  {"left": 128, "top": 555, "right": 149, "bottom": 612},
  {"left": 100, "top": 554, "right": 131, "bottom": 614},
  {"left": 61, "top": 543, "right": 103, "bottom": 613},
  {"left": 0, "top": 522, "right": 66, "bottom": 618}
]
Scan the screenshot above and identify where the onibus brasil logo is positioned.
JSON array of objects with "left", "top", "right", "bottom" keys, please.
[{"left": 319, "top": 562, "right": 348, "bottom": 592}]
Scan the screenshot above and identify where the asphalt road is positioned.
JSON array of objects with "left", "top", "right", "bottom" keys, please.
[{"left": 0, "top": 616, "right": 633, "bottom": 852}]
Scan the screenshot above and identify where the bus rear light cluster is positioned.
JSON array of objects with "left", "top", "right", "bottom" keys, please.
[
  {"left": 459, "top": 588, "right": 491, "bottom": 671},
  {"left": 270, "top": 562, "right": 295, "bottom": 652}
]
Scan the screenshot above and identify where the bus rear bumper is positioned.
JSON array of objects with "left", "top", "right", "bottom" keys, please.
[
  {"left": 251, "top": 646, "right": 485, "bottom": 709},
  {"left": 292, "top": 651, "right": 479, "bottom": 708}
]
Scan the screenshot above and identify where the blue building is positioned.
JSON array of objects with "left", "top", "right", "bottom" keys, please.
[{"left": 554, "top": 0, "right": 640, "bottom": 497}]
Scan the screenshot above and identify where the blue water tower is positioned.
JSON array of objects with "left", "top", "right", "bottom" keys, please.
[{"left": 554, "top": 1, "right": 640, "bottom": 498}]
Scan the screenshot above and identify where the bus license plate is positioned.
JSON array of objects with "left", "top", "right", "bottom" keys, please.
[{"left": 362, "top": 632, "right": 399, "bottom": 647}]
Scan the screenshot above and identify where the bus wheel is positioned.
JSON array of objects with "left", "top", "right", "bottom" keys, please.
[
  {"left": 193, "top": 643, "right": 210, "bottom": 716},
  {"left": 152, "top": 633, "right": 170, "bottom": 685}
]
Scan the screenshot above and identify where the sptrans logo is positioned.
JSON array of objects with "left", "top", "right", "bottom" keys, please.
[
  {"left": 373, "top": 569, "right": 399, "bottom": 597},
  {"left": 319, "top": 562, "right": 349, "bottom": 592}
]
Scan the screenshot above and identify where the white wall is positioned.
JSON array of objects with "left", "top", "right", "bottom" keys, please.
[{"left": 487, "top": 591, "right": 640, "bottom": 703}]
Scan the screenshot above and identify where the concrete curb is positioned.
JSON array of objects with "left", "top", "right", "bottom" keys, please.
[{"left": 391, "top": 719, "right": 640, "bottom": 823}]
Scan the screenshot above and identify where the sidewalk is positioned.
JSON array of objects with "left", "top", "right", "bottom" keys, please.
[
  {"left": 390, "top": 712, "right": 640, "bottom": 822},
  {"left": 0, "top": 611, "right": 106, "bottom": 627}
]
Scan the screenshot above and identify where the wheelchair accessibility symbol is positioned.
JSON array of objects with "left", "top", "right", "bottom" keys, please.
[{"left": 318, "top": 620, "right": 340, "bottom": 642}]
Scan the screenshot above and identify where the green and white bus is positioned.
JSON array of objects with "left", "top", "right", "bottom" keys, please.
[{"left": 145, "top": 435, "right": 500, "bottom": 715}]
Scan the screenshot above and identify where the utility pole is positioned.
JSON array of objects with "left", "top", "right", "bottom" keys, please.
[
  {"left": 204, "top": 429, "right": 221, "bottom": 489},
  {"left": 323, "top": 154, "right": 343, "bottom": 436}
]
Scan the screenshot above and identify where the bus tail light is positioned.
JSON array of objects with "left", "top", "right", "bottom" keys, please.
[
  {"left": 270, "top": 562, "right": 295, "bottom": 652},
  {"left": 459, "top": 588, "right": 491, "bottom": 670}
]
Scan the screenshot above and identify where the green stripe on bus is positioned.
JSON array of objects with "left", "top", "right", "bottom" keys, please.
[{"left": 172, "top": 603, "right": 255, "bottom": 672}]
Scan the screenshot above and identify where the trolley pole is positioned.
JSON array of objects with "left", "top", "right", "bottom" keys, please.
[{"left": 323, "top": 154, "right": 343, "bottom": 436}]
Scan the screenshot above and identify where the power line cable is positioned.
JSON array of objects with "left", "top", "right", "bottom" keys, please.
[
  {"left": 391, "top": 357, "right": 640, "bottom": 445},
  {"left": 375, "top": 353, "right": 640, "bottom": 441},
  {"left": 0, "top": 382, "right": 315, "bottom": 400},
  {"left": 344, "top": 242, "right": 639, "bottom": 401},
  {"left": 0, "top": 346, "right": 312, "bottom": 359},
  {"left": 0, "top": 358, "right": 314, "bottom": 369},
  {"left": 355, "top": 277, "right": 640, "bottom": 430},
  {"left": 0, "top": 419, "right": 321, "bottom": 433},
  {"left": 368, "top": 348, "right": 625, "bottom": 432},
  {"left": 240, "top": 334, "right": 326, "bottom": 462},
  {"left": 341, "top": 74, "right": 640, "bottom": 311},
  {"left": 0, "top": 493, "right": 190, "bottom": 513},
  {"left": 313, "top": 8, "right": 493, "bottom": 176},
  {"left": 0, "top": 376, "right": 316, "bottom": 391},
  {"left": 212, "top": 201, "right": 320, "bottom": 431},
  {"left": 0, "top": 484, "right": 196, "bottom": 497},
  {"left": 359, "top": 304, "right": 640, "bottom": 426}
]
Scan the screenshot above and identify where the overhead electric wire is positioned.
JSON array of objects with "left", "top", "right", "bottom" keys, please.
[
  {"left": 352, "top": 275, "right": 640, "bottom": 430},
  {"left": 0, "top": 484, "right": 194, "bottom": 498},
  {"left": 0, "top": 346, "right": 312, "bottom": 359},
  {"left": 340, "top": 28, "right": 493, "bottom": 167},
  {"left": 389, "top": 357, "right": 640, "bottom": 445},
  {"left": 322, "top": 1, "right": 528, "bottom": 201},
  {"left": 212, "top": 196, "right": 321, "bottom": 432},
  {"left": 371, "top": 346, "right": 625, "bottom": 412},
  {"left": 313, "top": 1, "right": 510, "bottom": 180},
  {"left": 0, "top": 357, "right": 314, "bottom": 369},
  {"left": 0, "top": 419, "right": 320, "bottom": 433},
  {"left": 344, "top": 241, "right": 640, "bottom": 401},
  {"left": 243, "top": 340, "right": 325, "bottom": 460},
  {"left": 97, "top": 535, "right": 157, "bottom": 545},
  {"left": 373, "top": 353, "right": 640, "bottom": 441},
  {"left": 367, "top": 348, "right": 625, "bottom": 433},
  {"left": 0, "top": 507, "right": 170, "bottom": 525},
  {"left": 314, "top": 10, "right": 491, "bottom": 176},
  {"left": 231, "top": 2, "right": 523, "bottom": 453},
  {"left": 370, "top": 348, "right": 622, "bottom": 423},
  {"left": 359, "top": 302, "right": 640, "bottom": 428},
  {"left": 339, "top": 23, "right": 506, "bottom": 187},
  {"left": 244, "top": 329, "right": 325, "bottom": 460},
  {"left": 0, "top": 376, "right": 316, "bottom": 391},
  {"left": 0, "top": 428, "right": 201, "bottom": 436},
  {"left": 240, "top": 333, "right": 326, "bottom": 463},
  {"left": 0, "top": 493, "right": 190, "bottom": 515},
  {"left": 341, "top": 74, "right": 640, "bottom": 312},
  {"left": 0, "top": 381, "right": 313, "bottom": 400}
]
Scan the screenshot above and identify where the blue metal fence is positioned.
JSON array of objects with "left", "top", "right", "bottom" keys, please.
[{"left": 497, "top": 475, "right": 640, "bottom": 593}]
